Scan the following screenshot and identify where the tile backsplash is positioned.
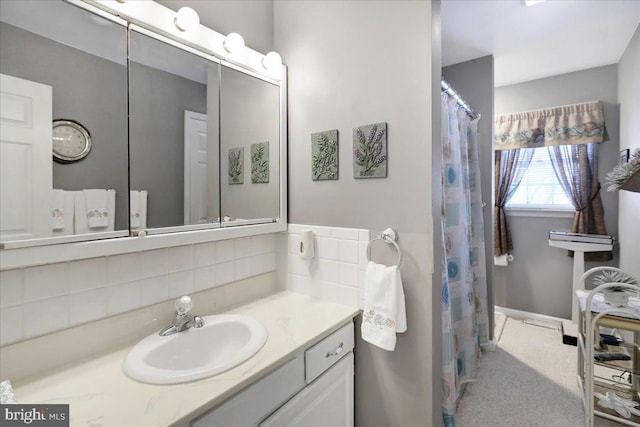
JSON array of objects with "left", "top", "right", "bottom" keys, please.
[
  {"left": 276, "top": 224, "right": 369, "bottom": 309},
  {"left": 0, "top": 234, "right": 276, "bottom": 346}
]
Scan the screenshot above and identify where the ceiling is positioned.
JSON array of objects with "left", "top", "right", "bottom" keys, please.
[{"left": 441, "top": 0, "right": 640, "bottom": 87}]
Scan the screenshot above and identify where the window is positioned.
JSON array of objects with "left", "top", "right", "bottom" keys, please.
[{"left": 506, "top": 147, "right": 573, "bottom": 209}]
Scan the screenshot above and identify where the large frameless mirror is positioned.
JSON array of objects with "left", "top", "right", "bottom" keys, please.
[
  {"left": 0, "top": 0, "right": 285, "bottom": 254},
  {"left": 0, "top": 0, "right": 129, "bottom": 245}
]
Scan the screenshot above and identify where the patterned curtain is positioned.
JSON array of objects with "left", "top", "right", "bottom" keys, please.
[
  {"left": 494, "top": 101, "right": 609, "bottom": 150},
  {"left": 493, "top": 148, "right": 534, "bottom": 256},
  {"left": 547, "top": 143, "right": 612, "bottom": 261},
  {"left": 441, "top": 95, "right": 488, "bottom": 426}
]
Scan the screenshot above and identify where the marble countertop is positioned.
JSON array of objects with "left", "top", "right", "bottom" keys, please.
[{"left": 12, "top": 291, "right": 359, "bottom": 426}]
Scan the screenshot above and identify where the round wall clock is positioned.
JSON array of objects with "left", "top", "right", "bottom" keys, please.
[{"left": 52, "top": 119, "right": 92, "bottom": 163}]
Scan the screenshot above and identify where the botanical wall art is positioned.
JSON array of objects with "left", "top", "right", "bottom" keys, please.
[
  {"left": 251, "top": 141, "right": 269, "bottom": 183},
  {"left": 228, "top": 147, "right": 244, "bottom": 184},
  {"left": 311, "top": 129, "right": 339, "bottom": 181},
  {"left": 353, "top": 122, "right": 387, "bottom": 179}
]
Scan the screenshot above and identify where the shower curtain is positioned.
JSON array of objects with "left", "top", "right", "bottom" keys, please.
[{"left": 441, "top": 94, "right": 488, "bottom": 426}]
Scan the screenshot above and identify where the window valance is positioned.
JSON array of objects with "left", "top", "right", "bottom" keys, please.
[{"left": 494, "top": 101, "right": 609, "bottom": 151}]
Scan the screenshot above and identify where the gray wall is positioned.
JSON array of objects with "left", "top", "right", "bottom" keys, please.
[
  {"left": 129, "top": 60, "right": 208, "bottom": 229},
  {"left": 274, "top": 1, "right": 440, "bottom": 425},
  {"left": 618, "top": 25, "right": 640, "bottom": 279},
  {"left": 0, "top": 22, "right": 129, "bottom": 231},
  {"left": 157, "top": 0, "right": 274, "bottom": 54},
  {"left": 494, "top": 65, "right": 620, "bottom": 319},
  {"left": 442, "top": 55, "right": 495, "bottom": 338}
]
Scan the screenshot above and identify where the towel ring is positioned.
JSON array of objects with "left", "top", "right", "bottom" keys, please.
[{"left": 366, "top": 228, "right": 402, "bottom": 268}]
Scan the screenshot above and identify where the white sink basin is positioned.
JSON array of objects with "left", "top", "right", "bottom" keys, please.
[{"left": 123, "top": 314, "right": 268, "bottom": 384}]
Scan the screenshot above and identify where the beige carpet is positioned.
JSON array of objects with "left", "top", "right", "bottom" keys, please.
[{"left": 455, "top": 316, "right": 622, "bottom": 427}]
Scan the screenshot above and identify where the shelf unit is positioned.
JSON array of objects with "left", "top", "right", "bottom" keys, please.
[{"left": 577, "top": 280, "right": 640, "bottom": 427}]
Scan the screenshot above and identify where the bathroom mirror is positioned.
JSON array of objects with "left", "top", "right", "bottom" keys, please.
[
  {"left": 0, "top": 0, "right": 286, "bottom": 258},
  {"left": 129, "top": 28, "right": 221, "bottom": 233},
  {"left": 0, "top": 0, "right": 129, "bottom": 245},
  {"left": 220, "top": 64, "right": 281, "bottom": 225}
]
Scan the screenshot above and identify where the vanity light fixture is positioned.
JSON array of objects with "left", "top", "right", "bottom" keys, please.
[
  {"left": 522, "top": 0, "right": 546, "bottom": 5},
  {"left": 174, "top": 7, "right": 200, "bottom": 32},
  {"left": 223, "top": 33, "right": 245, "bottom": 54},
  {"left": 262, "top": 51, "right": 282, "bottom": 70}
]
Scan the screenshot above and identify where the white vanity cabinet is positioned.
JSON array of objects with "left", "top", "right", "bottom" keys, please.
[{"left": 191, "top": 322, "right": 355, "bottom": 427}]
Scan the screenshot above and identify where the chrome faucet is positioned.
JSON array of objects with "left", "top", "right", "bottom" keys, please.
[{"left": 159, "top": 296, "right": 205, "bottom": 336}]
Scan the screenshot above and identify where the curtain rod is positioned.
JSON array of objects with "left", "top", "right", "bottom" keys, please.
[{"left": 441, "top": 78, "right": 480, "bottom": 120}]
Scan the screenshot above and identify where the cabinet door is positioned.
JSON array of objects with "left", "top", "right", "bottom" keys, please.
[{"left": 260, "top": 352, "right": 354, "bottom": 427}]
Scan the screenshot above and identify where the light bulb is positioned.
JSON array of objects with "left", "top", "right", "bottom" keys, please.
[
  {"left": 262, "top": 51, "right": 282, "bottom": 70},
  {"left": 174, "top": 7, "right": 199, "bottom": 32},
  {"left": 223, "top": 33, "right": 245, "bottom": 54}
]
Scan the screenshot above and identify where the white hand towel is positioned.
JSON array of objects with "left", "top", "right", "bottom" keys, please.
[
  {"left": 361, "top": 261, "right": 407, "bottom": 351},
  {"left": 51, "top": 189, "right": 65, "bottom": 230},
  {"left": 129, "top": 190, "right": 147, "bottom": 229},
  {"left": 83, "top": 189, "right": 109, "bottom": 229},
  {"left": 52, "top": 190, "right": 74, "bottom": 235}
]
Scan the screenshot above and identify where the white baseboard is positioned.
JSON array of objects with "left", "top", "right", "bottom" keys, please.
[{"left": 494, "top": 305, "right": 568, "bottom": 326}]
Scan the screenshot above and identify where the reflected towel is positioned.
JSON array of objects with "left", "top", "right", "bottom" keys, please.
[
  {"left": 52, "top": 189, "right": 65, "bottom": 230},
  {"left": 361, "top": 261, "right": 407, "bottom": 351},
  {"left": 130, "top": 190, "right": 147, "bottom": 230},
  {"left": 75, "top": 190, "right": 115, "bottom": 234},
  {"left": 52, "top": 190, "right": 74, "bottom": 236},
  {"left": 83, "top": 189, "right": 109, "bottom": 228},
  {"left": 0, "top": 380, "right": 17, "bottom": 404}
]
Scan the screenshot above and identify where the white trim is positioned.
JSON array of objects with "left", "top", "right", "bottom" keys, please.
[
  {"left": 505, "top": 206, "right": 574, "bottom": 218},
  {"left": 495, "top": 305, "right": 568, "bottom": 325},
  {"left": 0, "top": 222, "right": 285, "bottom": 270}
]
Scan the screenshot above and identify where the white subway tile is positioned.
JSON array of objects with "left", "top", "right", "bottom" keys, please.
[
  {"left": 23, "top": 264, "right": 68, "bottom": 303},
  {"left": 140, "top": 276, "right": 170, "bottom": 306},
  {"left": 319, "top": 281, "right": 342, "bottom": 305},
  {"left": 332, "top": 227, "right": 360, "bottom": 240},
  {"left": 252, "top": 234, "right": 275, "bottom": 256},
  {"left": 358, "top": 229, "right": 371, "bottom": 241},
  {"left": 288, "top": 274, "right": 312, "bottom": 296},
  {"left": 107, "top": 282, "right": 141, "bottom": 316},
  {"left": 308, "top": 225, "right": 332, "bottom": 237},
  {"left": 23, "top": 296, "right": 69, "bottom": 339},
  {"left": 215, "top": 239, "right": 235, "bottom": 263},
  {"left": 68, "top": 257, "right": 107, "bottom": 293},
  {"left": 316, "top": 237, "right": 340, "bottom": 260},
  {"left": 359, "top": 241, "right": 369, "bottom": 269},
  {"left": 193, "top": 242, "right": 215, "bottom": 267},
  {"left": 340, "top": 285, "right": 359, "bottom": 308},
  {"left": 139, "top": 249, "right": 169, "bottom": 279},
  {"left": 0, "top": 305, "right": 22, "bottom": 345},
  {"left": 69, "top": 288, "right": 109, "bottom": 325},
  {"left": 194, "top": 265, "right": 216, "bottom": 292},
  {"left": 168, "top": 245, "right": 194, "bottom": 272},
  {"left": 168, "top": 270, "right": 194, "bottom": 298},
  {"left": 339, "top": 240, "right": 359, "bottom": 263},
  {"left": 339, "top": 263, "right": 359, "bottom": 287},
  {"left": 0, "top": 269, "right": 23, "bottom": 308},
  {"left": 288, "top": 254, "right": 311, "bottom": 276},
  {"left": 216, "top": 261, "right": 235, "bottom": 286},
  {"left": 107, "top": 253, "right": 141, "bottom": 285},
  {"left": 275, "top": 233, "right": 288, "bottom": 254},
  {"left": 234, "top": 237, "right": 252, "bottom": 259},
  {"left": 318, "top": 259, "right": 340, "bottom": 283},
  {"left": 252, "top": 253, "right": 276, "bottom": 276},
  {"left": 235, "top": 257, "right": 253, "bottom": 281}
]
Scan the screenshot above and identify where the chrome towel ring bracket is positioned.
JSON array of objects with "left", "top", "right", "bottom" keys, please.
[{"left": 366, "top": 227, "right": 402, "bottom": 268}]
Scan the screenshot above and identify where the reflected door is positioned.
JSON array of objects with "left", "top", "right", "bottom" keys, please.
[
  {"left": 184, "top": 110, "right": 208, "bottom": 224},
  {"left": 0, "top": 73, "right": 52, "bottom": 241}
]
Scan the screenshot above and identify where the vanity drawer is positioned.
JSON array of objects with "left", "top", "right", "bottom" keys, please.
[{"left": 305, "top": 322, "right": 354, "bottom": 384}]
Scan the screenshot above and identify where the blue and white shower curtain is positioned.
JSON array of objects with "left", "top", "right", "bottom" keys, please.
[{"left": 441, "top": 94, "right": 488, "bottom": 426}]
